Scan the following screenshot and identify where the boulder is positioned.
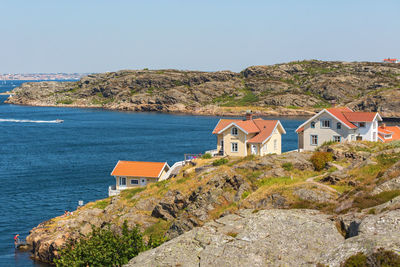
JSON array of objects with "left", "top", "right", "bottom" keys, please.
[{"left": 126, "top": 209, "right": 344, "bottom": 267}]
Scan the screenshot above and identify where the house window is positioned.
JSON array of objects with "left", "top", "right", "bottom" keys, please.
[
  {"left": 359, "top": 122, "right": 366, "bottom": 128},
  {"left": 337, "top": 122, "right": 341, "bottom": 129},
  {"left": 373, "top": 132, "right": 376, "bottom": 141},
  {"left": 333, "top": 136, "right": 341, "bottom": 142},
  {"left": 119, "top": 177, "right": 126, "bottom": 186},
  {"left": 321, "top": 119, "right": 330, "bottom": 128},
  {"left": 231, "top": 127, "right": 238, "bottom": 136},
  {"left": 373, "top": 121, "right": 377, "bottom": 129},
  {"left": 130, "top": 179, "right": 139, "bottom": 185},
  {"left": 274, "top": 139, "right": 277, "bottom": 150},
  {"left": 231, "top": 142, "right": 238, "bottom": 152},
  {"left": 311, "top": 135, "right": 318, "bottom": 146},
  {"left": 311, "top": 122, "right": 315, "bottom": 128}
]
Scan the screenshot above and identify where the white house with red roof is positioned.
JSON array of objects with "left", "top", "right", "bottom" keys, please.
[
  {"left": 295, "top": 107, "right": 382, "bottom": 151},
  {"left": 212, "top": 112, "right": 286, "bottom": 156}
]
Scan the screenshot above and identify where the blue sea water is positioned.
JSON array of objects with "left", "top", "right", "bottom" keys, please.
[{"left": 0, "top": 80, "right": 304, "bottom": 266}]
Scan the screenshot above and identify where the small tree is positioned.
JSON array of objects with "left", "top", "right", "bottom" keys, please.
[
  {"left": 55, "top": 221, "right": 158, "bottom": 267},
  {"left": 310, "top": 151, "right": 333, "bottom": 171}
]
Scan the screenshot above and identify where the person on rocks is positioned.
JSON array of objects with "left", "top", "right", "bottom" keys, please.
[{"left": 14, "top": 234, "right": 20, "bottom": 248}]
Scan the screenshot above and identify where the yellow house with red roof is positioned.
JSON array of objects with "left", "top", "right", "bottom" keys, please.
[
  {"left": 212, "top": 113, "right": 286, "bottom": 156},
  {"left": 295, "top": 107, "right": 382, "bottom": 151},
  {"left": 109, "top": 161, "right": 170, "bottom": 196}
]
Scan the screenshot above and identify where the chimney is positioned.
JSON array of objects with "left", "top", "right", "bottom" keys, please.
[{"left": 245, "top": 110, "right": 253, "bottom": 121}]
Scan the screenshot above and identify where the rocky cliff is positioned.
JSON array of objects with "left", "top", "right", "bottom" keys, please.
[
  {"left": 25, "top": 141, "right": 400, "bottom": 265},
  {"left": 6, "top": 60, "right": 400, "bottom": 117}
]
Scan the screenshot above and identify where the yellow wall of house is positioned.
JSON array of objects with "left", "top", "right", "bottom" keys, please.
[
  {"left": 220, "top": 125, "right": 248, "bottom": 157},
  {"left": 115, "top": 176, "right": 158, "bottom": 189},
  {"left": 263, "top": 129, "right": 282, "bottom": 155}
]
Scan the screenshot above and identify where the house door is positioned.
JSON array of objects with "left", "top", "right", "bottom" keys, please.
[
  {"left": 356, "top": 136, "right": 362, "bottom": 141},
  {"left": 140, "top": 178, "right": 147, "bottom": 186},
  {"left": 251, "top": 144, "right": 258, "bottom": 155},
  {"left": 119, "top": 177, "right": 126, "bottom": 188}
]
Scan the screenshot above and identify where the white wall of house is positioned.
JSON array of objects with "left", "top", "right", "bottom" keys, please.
[
  {"left": 302, "top": 113, "right": 353, "bottom": 151},
  {"left": 355, "top": 121, "right": 378, "bottom": 141}
]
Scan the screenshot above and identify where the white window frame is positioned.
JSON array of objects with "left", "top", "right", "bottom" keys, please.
[
  {"left": 337, "top": 122, "right": 341, "bottom": 129},
  {"left": 310, "top": 121, "right": 315, "bottom": 128},
  {"left": 119, "top": 177, "right": 127, "bottom": 187},
  {"left": 321, "top": 119, "right": 331, "bottom": 129},
  {"left": 130, "top": 179, "right": 139, "bottom": 185},
  {"left": 231, "top": 142, "right": 238, "bottom": 152},
  {"left": 274, "top": 139, "right": 277, "bottom": 150},
  {"left": 231, "top": 127, "right": 238, "bottom": 136},
  {"left": 333, "top": 136, "right": 341, "bottom": 142},
  {"left": 311, "top": 135, "right": 318, "bottom": 146}
]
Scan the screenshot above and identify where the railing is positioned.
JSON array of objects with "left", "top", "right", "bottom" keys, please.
[
  {"left": 108, "top": 185, "right": 121, "bottom": 197},
  {"left": 204, "top": 149, "right": 223, "bottom": 156},
  {"left": 159, "top": 160, "right": 186, "bottom": 181}
]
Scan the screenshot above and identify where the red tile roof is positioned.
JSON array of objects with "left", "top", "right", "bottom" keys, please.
[
  {"left": 378, "top": 126, "right": 400, "bottom": 142},
  {"left": 248, "top": 120, "right": 279, "bottom": 143},
  {"left": 342, "top": 112, "right": 378, "bottom": 122},
  {"left": 213, "top": 118, "right": 284, "bottom": 144},
  {"left": 325, "top": 107, "right": 357, "bottom": 129},
  {"left": 296, "top": 126, "right": 304, "bottom": 133},
  {"left": 111, "top": 161, "right": 167, "bottom": 178}
]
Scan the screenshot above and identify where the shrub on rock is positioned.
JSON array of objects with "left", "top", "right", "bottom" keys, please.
[{"left": 310, "top": 151, "right": 333, "bottom": 171}]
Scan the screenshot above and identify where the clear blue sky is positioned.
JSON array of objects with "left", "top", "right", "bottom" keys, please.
[{"left": 0, "top": 0, "right": 399, "bottom": 73}]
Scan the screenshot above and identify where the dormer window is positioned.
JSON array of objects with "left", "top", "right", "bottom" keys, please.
[
  {"left": 337, "top": 122, "right": 341, "bottom": 129},
  {"left": 311, "top": 122, "right": 315, "bottom": 128},
  {"left": 231, "top": 127, "right": 238, "bottom": 136},
  {"left": 359, "top": 122, "right": 366, "bottom": 128}
]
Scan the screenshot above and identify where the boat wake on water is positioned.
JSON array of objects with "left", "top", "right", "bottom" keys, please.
[{"left": 0, "top": 118, "right": 63, "bottom": 123}]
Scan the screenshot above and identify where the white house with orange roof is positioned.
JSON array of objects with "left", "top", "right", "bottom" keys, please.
[
  {"left": 378, "top": 124, "right": 400, "bottom": 143},
  {"left": 212, "top": 112, "right": 286, "bottom": 156},
  {"left": 295, "top": 107, "right": 382, "bottom": 151},
  {"left": 109, "top": 161, "right": 170, "bottom": 196}
]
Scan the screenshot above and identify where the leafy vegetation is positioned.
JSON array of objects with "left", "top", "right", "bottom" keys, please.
[
  {"left": 56, "top": 99, "right": 74, "bottom": 105},
  {"left": 310, "top": 151, "right": 333, "bottom": 171},
  {"left": 212, "top": 158, "right": 228, "bottom": 166},
  {"left": 282, "top": 162, "right": 293, "bottom": 171},
  {"left": 55, "top": 221, "right": 158, "bottom": 267},
  {"left": 92, "top": 199, "right": 110, "bottom": 209},
  {"left": 342, "top": 248, "right": 400, "bottom": 267},
  {"left": 201, "top": 153, "right": 212, "bottom": 159}
]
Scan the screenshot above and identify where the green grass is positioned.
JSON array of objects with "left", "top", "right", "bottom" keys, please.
[
  {"left": 143, "top": 219, "right": 171, "bottom": 241},
  {"left": 92, "top": 199, "right": 110, "bottom": 209},
  {"left": 241, "top": 191, "right": 250, "bottom": 199},
  {"left": 120, "top": 187, "right": 146, "bottom": 200},
  {"left": 213, "top": 88, "right": 259, "bottom": 107},
  {"left": 352, "top": 190, "right": 400, "bottom": 210},
  {"left": 313, "top": 102, "right": 331, "bottom": 109},
  {"left": 57, "top": 99, "right": 73, "bottom": 105},
  {"left": 212, "top": 158, "right": 228, "bottom": 166},
  {"left": 330, "top": 184, "right": 353, "bottom": 194},
  {"left": 286, "top": 105, "right": 301, "bottom": 109},
  {"left": 282, "top": 162, "right": 293, "bottom": 171},
  {"left": 256, "top": 176, "right": 296, "bottom": 187}
]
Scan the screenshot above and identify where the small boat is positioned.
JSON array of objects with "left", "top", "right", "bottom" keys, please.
[{"left": 55, "top": 119, "right": 64, "bottom": 123}]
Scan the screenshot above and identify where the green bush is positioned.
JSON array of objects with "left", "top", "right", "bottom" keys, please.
[
  {"left": 55, "top": 221, "right": 159, "bottom": 266},
  {"left": 282, "top": 162, "right": 293, "bottom": 171},
  {"left": 212, "top": 158, "right": 228, "bottom": 166},
  {"left": 342, "top": 248, "right": 400, "bottom": 267},
  {"left": 310, "top": 151, "right": 333, "bottom": 171},
  {"left": 202, "top": 153, "right": 212, "bottom": 159}
]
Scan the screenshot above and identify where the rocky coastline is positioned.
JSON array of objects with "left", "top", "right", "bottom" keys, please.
[
  {"left": 5, "top": 60, "right": 400, "bottom": 118},
  {"left": 23, "top": 141, "right": 400, "bottom": 266}
]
